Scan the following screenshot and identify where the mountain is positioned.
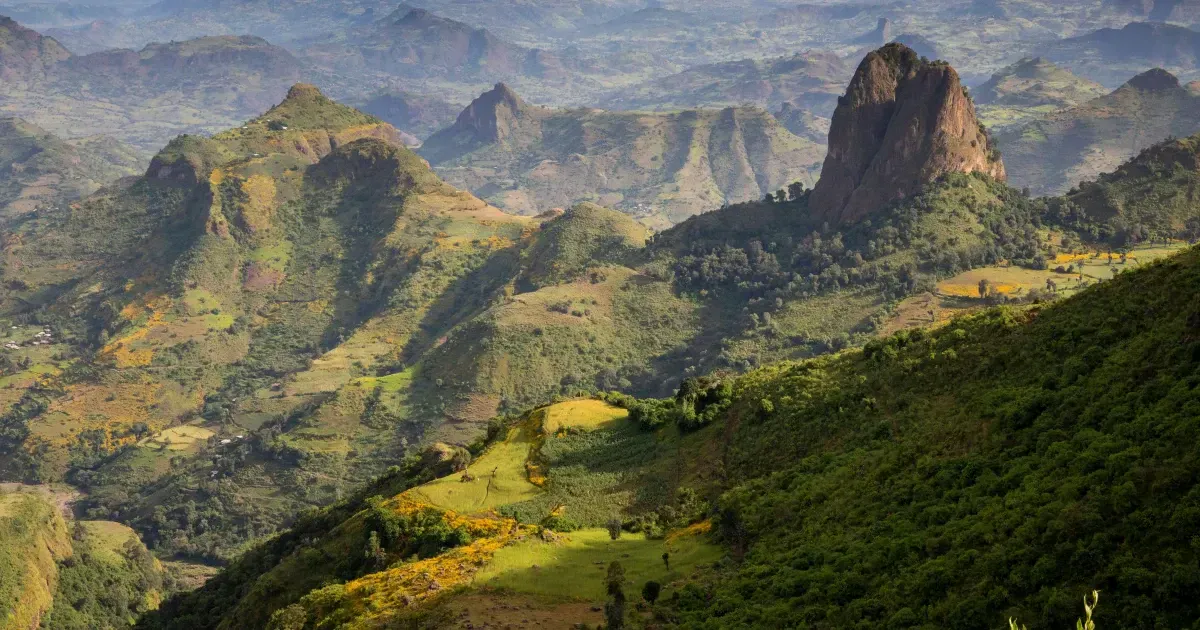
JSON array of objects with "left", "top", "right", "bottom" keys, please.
[
  {"left": 139, "top": 183, "right": 1200, "bottom": 628},
  {"left": 0, "top": 66, "right": 1054, "bottom": 571},
  {"left": 0, "top": 15, "right": 71, "bottom": 81},
  {"left": 1054, "top": 132, "right": 1200, "bottom": 240},
  {"left": 1108, "top": 0, "right": 1200, "bottom": 23},
  {"left": 810, "top": 43, "right": 1005, "bottom": 224},
  {"left": 0, "top": 19, "right": 305, "bottom": 151},
  {"left": 976, "top": 57, "right": 1108, "bottom": 108},
  {"left": 46, "top": 0, "right": 400, "bottom": 52},
  {"left": 601, "top": 51, "right": 852, "bottom": 116},
  {"left": 854, "top": 17, "right": 894, "bottom": 46},
  {"left": 973, "top": 57, "right": 1108, "bottom": 129},
  {"left": 16, "top": 48, "right": 1200, "bottom": 628},
  {"left": 355, "top": 90, "right": 462, "bottom": 141},
  {"left": 302, "top": 7, "right": 569, "bottom": 82},
  {"left": 1041, "top": 21, "right": 1200, "bottom": 86},
  {"left": 0, "top": 117, "right": 141, "bottom": 222},
  {"left": 421, "top": 83, "right": 825, "bottom": 226},
  {"left": 998, "top": 68, "right": 1200, "bottom": 196}
]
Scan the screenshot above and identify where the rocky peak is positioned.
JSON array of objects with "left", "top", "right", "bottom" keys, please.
[
  {"left": 809, "top": 43, "right": 1005, "bottom": 224},
  {"left": 1122, "top": 67, "right": 1182, "bottom": 91},
  {"left": 451, "top": 83, "right": 529, "bottom": 144},
  {"left": 856, "top": 17, "right": 893, "bottom": 45}
]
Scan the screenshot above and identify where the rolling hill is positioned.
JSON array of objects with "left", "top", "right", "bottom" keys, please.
[
  {"left": 998, "top": 68, "right": 1200, "bottom": 196},
  {"left": 422, "top": 83, "right": 826, "bottom": 227}
]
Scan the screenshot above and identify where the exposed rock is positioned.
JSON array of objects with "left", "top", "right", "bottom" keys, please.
[
  {"left": 809, "top": 44, "right": 1005, "bottom": 224},
  {"left": 855, "top": 17, "right": 893, "bottom": 46}
]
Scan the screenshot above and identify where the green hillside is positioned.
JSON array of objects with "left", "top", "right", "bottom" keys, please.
[
  {"left": 140, "top": 241, "right": 1200, "bottom": 628},
  {"left": 7, "top": 78, "right": 1200, "bottom": 630},
  {"left": 1, "top": 486, "right": 173, "bottom": 630}
]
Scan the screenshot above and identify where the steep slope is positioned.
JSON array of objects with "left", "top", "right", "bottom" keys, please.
[
  {"left": 422, "top": 84, "right": 825, "bottom": 227},
  {"left": 0, "top": 489, "right": 71, "bottom": 630},
  {"left": 144, "top": 242, "right": 1200, "bottom": 629},
  {"left": 1, "top": 486, "right": 172, "bottom": 630},
  {"left": 809, "top": 43, "right": 1005, "bottom": 224},
  {"left": 0, "top": 117, "right": 141, "bottom": 222},
  {"left": 1041, "top": 21, "right": 1200, "bottom": 86},
  {"left": 974, "top": 57, "right": 1108, "bottom": 129},
  {"left": 0, "top": 14, "right": 70, "bottom": 82},
  {"left": 601, "top": 51, "right": 852, "bottom": 116},
  {"left": 999, "top": 68, "right": 1200, "bottom": 196}
]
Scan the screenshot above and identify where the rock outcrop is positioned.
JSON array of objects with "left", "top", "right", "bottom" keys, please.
[{"left": 809, "top": 43, "right": 1005, "bottom": 224}]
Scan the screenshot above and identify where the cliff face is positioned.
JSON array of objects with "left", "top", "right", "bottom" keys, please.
[{"left": 809, "top": 44, "right": 1005, "bottom": 224}]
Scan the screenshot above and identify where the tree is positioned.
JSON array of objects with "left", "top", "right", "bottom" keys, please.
[
  {"left": 267, "top": 604, "right": 308, "bottom": 630},
  {"left": 642, "top": 580, "right": 662, "bottom": 604},
  {"left": 605, "top": 561, "right": 627, "bottom": 629},
  {"left": 606, "top": 517, "right": 622, "bottom": 540},
  {"left": 788, "top": 181, "right": 805, "bottom": 201},
  {"left": 365, "top": 530, "right": 386, "bottom": 570}
]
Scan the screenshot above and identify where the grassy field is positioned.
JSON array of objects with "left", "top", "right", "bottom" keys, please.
[
  {"left": 472, "top": 525, "right": 721, "bottom": 601},
  {"left": 412, "top": 419, "right": 543, "bottom": 513},
  {"left": 541, "top": 399, "right": 628, "bottom": 433},
  {"left": 413, "top": 400, "right": 631, "bottom": 514},
  {"left": 138, "top": 425, "right": 214, "bottom": 452},
  {"left": 79, "top": 520, "right": 142, "bottom": 565}
]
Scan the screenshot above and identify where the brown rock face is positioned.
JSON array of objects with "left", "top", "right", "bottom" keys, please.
[{"left": 809, "top": 44, "right": 1005, "bottom": 224}]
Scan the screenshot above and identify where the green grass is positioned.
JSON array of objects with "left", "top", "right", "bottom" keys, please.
[
  {"left": 472, "top": 527, "right": 721, "bottom": 601},
  {"left": 542, "top": 399, "right": 628, "bottom": 433},
  {"left": 413, "top": 419, "right": 543, "bottom": 513},
  {"left": 79, "top": 520, "right": 140, "bottom": 566}
]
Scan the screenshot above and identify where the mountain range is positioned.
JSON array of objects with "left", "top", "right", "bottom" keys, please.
[
  {"left": 999, "top": 68, "right": 1200, "bottom": 195},
  {"left": 5, "top": 8, "right": 1200, "bottom": 626},
  {"left": 1040, "top": 21, "right": 1200, "bottom": 86},
  {"left": 120, "top": 43, "right": 1200, "bottom": 630},
  {"left": 421, "top": 83, "right": 825, "bottom": 226},
  {"left": 0, "top": 16, "right": 304, "bottom": 151}
]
